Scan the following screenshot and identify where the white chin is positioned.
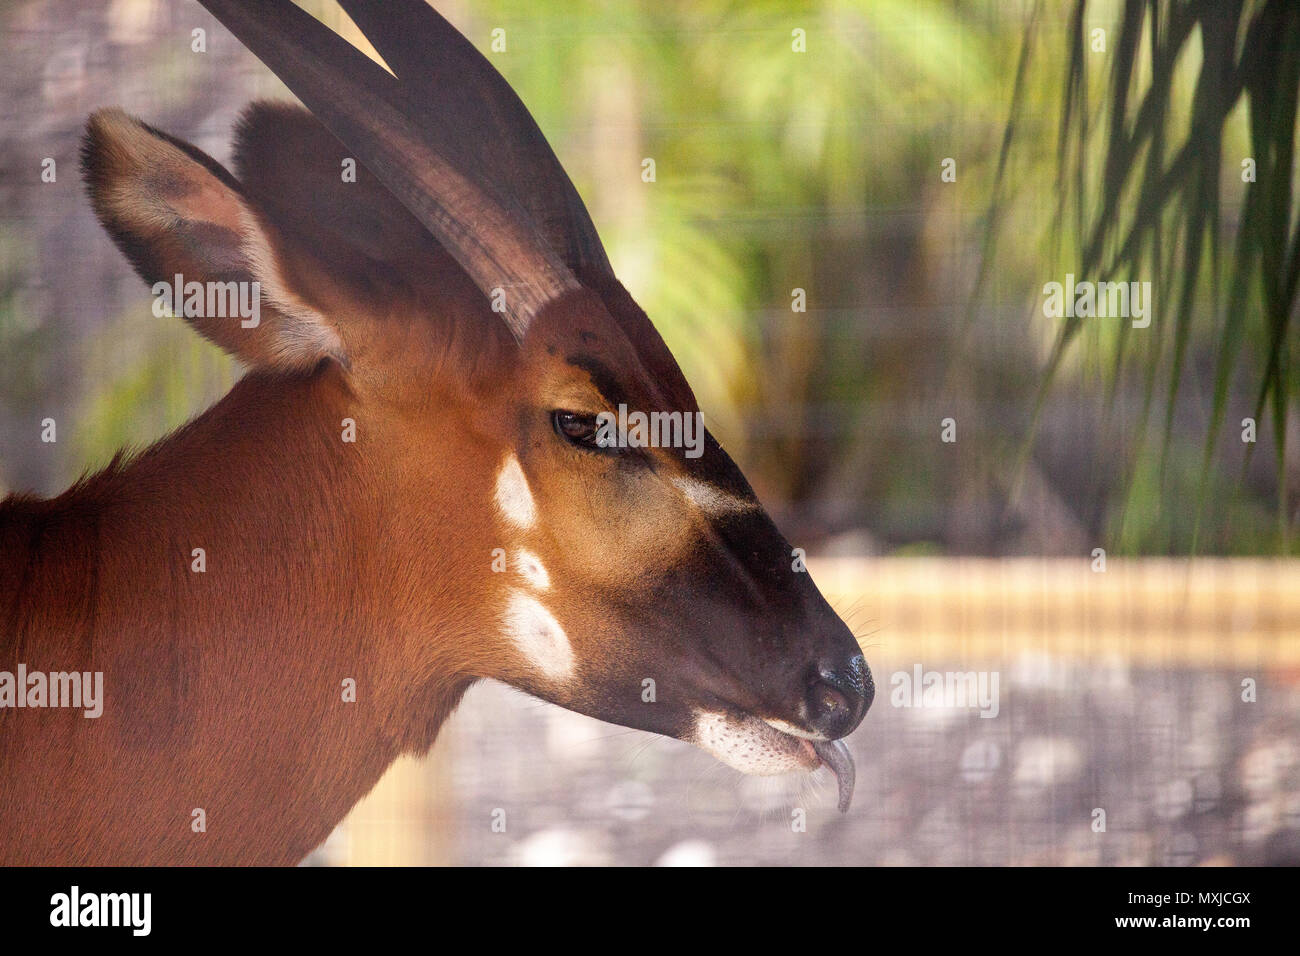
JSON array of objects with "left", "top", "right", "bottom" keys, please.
[{"left": 691, "top": 710, "right": 819, "bottom": 775}]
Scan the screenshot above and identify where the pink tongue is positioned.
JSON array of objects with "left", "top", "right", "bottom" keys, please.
[{"left": 812, "top": 739, "right": 856, "bottom": 812}]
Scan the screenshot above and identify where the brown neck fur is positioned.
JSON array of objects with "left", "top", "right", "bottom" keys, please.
[{"left": 0, "top": 363, "right": 485, "bottom": 864}]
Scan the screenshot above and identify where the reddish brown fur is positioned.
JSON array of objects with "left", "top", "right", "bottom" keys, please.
[
  {"left": 0, "top": 88, "right": 866, "bottom": 862},
  {"left": 0, "top": 107, "right": 528, "bottom": 863},
  {"left": 0, "top": 100, "right": 708, "bottom": 863},
  {"left": 0, "top": 361, "right": 500, "bottom": 863}
]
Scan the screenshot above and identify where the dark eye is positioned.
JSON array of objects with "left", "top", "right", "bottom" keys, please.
[{"left": 552, "top": 410, "right": 602, "bottom": 449}]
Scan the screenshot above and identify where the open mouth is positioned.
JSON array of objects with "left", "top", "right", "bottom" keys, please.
[{"left": 692, "top": 711, "right": 857, "bottom": 812}]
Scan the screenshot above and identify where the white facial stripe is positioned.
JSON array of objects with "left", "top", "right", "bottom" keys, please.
[
  {"left": 693, "top": 710, "right": 813, "bottom": 776},
  {"left": 671, "top": 477, "right": 757, "bottom": 517},
  {"left": 503, "top": 590, "right": 573, "bottom": 681},
  {"left": 514, "top": 548, "right": 550, "bottom": 590},
  {"left": 494, "top": 455, "right": 536, "bottom": 529}
]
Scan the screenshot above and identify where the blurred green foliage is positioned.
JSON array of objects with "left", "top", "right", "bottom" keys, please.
[
  {"left": 1008, "top": 0, "right": 1300, "bottom": 553},
  {"left": 2, "top": 0, "right": 1294, "bottom": 555}
]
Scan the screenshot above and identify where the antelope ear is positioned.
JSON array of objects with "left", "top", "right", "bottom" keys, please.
[{"left": 81, "top": 108, "right": 343, "bottom": 371}]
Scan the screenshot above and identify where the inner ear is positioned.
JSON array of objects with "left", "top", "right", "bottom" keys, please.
[{"left": 81, "top": 107, "right": 343, "bottom": 371}]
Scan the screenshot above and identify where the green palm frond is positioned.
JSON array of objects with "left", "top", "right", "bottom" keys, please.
[{"left": 995, "top": 0, "right": 1300, "bottom": 552}]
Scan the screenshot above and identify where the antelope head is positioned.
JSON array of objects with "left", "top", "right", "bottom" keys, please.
[{"left": 89, "top": 0, "right": 873, "bottom": 813}]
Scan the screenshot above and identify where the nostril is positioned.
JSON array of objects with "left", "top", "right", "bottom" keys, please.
[
  {"left": 812, "top": 683, "right": 850, "bottom": 721},
  {"left": 816, "top": 655, "right": 872, "bottom": 704},
  {"left": 806, "top": 654, "right": 874, "bottom": 736}
]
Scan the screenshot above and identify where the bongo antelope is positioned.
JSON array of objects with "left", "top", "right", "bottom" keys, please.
[{"left": 0, "top": 0, "right": 872, "bottom": 864}]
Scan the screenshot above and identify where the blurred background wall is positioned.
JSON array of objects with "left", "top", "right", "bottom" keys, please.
[{"left": 1, "top": 0, "right": 1297, "bottom": 865}]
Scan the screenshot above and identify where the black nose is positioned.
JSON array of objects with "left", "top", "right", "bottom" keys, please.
[{"left": 806, "top": 654, "right": 874, "bottom": 739}]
